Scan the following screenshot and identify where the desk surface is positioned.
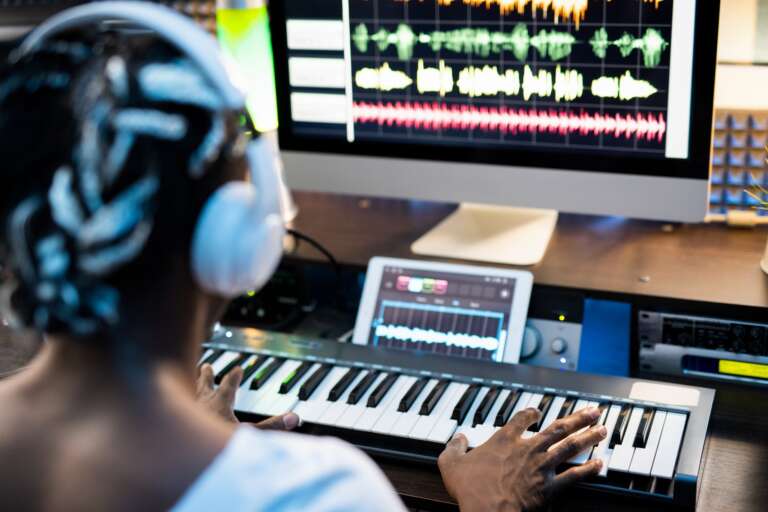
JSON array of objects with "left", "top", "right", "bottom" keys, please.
[{"left": 288, "top": 192, "right": 768, "bottom": 310}]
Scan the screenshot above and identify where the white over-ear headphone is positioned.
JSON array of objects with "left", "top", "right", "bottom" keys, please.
[{"left": 18, "top": 1, "right": 285, "bottom": 298}]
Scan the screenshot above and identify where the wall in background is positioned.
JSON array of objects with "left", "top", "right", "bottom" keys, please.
[{"left": 718, "top": 0, "right": 768, "bottom": 64}]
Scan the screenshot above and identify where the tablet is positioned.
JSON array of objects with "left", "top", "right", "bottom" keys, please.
[{"left": 353, "top": 257, "right": 533, "bottom": 363}]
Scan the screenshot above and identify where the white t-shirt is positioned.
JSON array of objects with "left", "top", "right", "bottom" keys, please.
[{"left": 172, "top": 426, "right": 408, "bottom": 511}]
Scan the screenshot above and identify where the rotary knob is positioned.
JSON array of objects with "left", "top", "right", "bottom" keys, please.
[
  {"left": 550, "top": 338, "right": 568, "bottom": 355},
  {"left": 521, "top": 326, "right": 542, "bottom": 359}
]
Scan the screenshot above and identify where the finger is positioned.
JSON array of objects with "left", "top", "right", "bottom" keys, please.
[
  {"left": 196, "top": 364, "right": 215, "bottom": 393},
  {"left": 500, "top": 408, "right": 542, "bottom": 439},
  {"left": 218, "top": 366, "right": 243, "bottom": 403},
  {"left": 532, "top": 407, "right": 602, "bottom": 451},
  {"left": 254, "top": 412, "right": 301, "bottom": 431},
  {"left": 441, "top": 433, "right": 469, "bottom": 462},
  {"left": 551, "top": 459, "right": 602, "bottom": 494},
  {"left": 544, "top": 424, "right": 607, "bottom": 466}
]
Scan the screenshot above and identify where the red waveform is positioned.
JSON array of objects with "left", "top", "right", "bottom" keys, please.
[{"left": 353, "top": 101, "right": 666, "bottom": 142}]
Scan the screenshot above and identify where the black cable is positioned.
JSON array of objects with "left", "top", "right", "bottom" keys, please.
[{"left": 286, "top": 228, "right": 340, "bottom": 274}]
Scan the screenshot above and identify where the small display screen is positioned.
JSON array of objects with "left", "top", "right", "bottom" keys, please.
[
  {"left": 366, "top": 265, "right": 517, "bottom": 362},
  {"left": 682, "top": 355, "right": 768, "bottom": 384}
]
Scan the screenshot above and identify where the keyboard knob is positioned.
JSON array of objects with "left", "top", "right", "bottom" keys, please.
[
  {"left": 550, "top": 338, "right": 568, "bottom": 355},
  {"left": 521, "top": 326, "right": 542, "bottom": 359}
]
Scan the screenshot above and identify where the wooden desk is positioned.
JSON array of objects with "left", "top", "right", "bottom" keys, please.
[{"left": 286, "top": 191, "right": 768, "bottom": 511}]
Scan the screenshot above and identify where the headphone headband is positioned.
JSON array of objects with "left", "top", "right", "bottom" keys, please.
[{"left": 18, "top": 1, "right": 245, "bottom": 109}]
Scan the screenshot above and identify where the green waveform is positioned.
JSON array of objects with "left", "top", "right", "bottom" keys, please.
[
  {"left": 352, "top": 23, "right": 576, "bottom": 62},
  {"left": 589, "top": 28, "right": 669, "bottom": 68}
]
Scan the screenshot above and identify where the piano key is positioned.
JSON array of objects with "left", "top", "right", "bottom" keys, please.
[
  {"left": 391, "top": 379, "right": 440, "bottom": 437},
  {"left": 263, "top": 363, "right": 321, "bottom": 417},
  {"left": 629, "top": 411, "right": 667, "bottom": 475},
  {"left": 298, "top": 364, "right": 333, "bottom": 401},
  {"left": 590, "top": 404, "right": 623, "bottom": 477},
  {"left": 567, "top": 400, "right": 599, "bottom": 464},
  {"left": 293, "top": 366, "right": 349, "bottom": 422},
  {"left": 348, "top": 370, "right": 381, "bottom": 405},
  {"left": 538, "top": 396, "right": 567, "bottom": 433},
  {"left": 650, "top": 412, "right": 687, "bottom": 479},
  {"left": 495, "top": 389, "right": 523, "bottom": 427},
  {"left": 420, "top": 379, "right": 451, "bottom": 416},
  {"left": 425, "top": 383, "right": 470, "bottom": 443},
  {"left": 634, "top": 409, "right": 656, "bottom": 448},
  {"left": 557, "top": 397, "right": 577, "bottom": 420},
  {"left": 198, "top": 348, "right": 217, "bottom": 366},
  {"left": 209, "top": 351, "right": 242, "bottom": 376},
  {"left": 316, "top": 369, "right": 368, "bottom": 425},
  {"left": 355, "top": 375, "right": 411, "bottom": 432},
  {"left": 337, "top": 372, "right": 388, "bottom": 429},
  {"left": 279, "top": 361, "right": 314, "bottom": 394},
  {"left": 367, "top": 373, "right": 400, "bottom": 407},
  {"left": 607, "top": 407, "right": 644, "bottom": 473},
  {"left": 328, "top": 368, "right": 362, "bottom": 402},
  {"left": 609, "top": 404, "right": 632, "bottom": 448},
  {"left": 467, "top": 389, "right": 530, "bottom": 448},
  {"left": 521, "top": 393, "right": 545, "bottom": 438},
  {"left": 410, "top": 382, "right": 463, "bottom": 441},
  {"left": 250, "top": 358, "right": 286, "bottom": 390},
  {"left": 456, "top": 387, "right": 496, "bottom": 448},
  {"left": 371, "top": 376, "right": 419, "bottom": 434},
  {"left": 213, "top": 353, "right": 249, "bottom": 385},
  {"left": 528, "top": 395, "right": 555, "bottom": 433},
  {"left": 233, "top": 355, "right": 269, "bottom": 411},
  {"left": 242, "top": 360, "right": 302, "bottom": 416},
  {"left": 240, "top": 355, "right": 268, "bottom": 384},
  {"left": 398, "top": 377, "right": 429, "bottom": 413},
  {"left": 472, "top": 386, "right": 500, "bottom": 427},
  {"left": 452, "top": 385, "right": 481, "bottom": 424}
]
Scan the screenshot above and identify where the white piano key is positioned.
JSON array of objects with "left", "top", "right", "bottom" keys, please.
[
  {"left": 336, "top": 372, "right": 388, "bottom": 429},
  {"left": 233, "top": 356, "right": 270, "bottom": 412},
  {"left": 236, "top": 359, "right": 295, "bottom": 415},
  {"left": 455, "top": 387, "right": 494, "bottom": 447},
  {"left": 355, "top": 376, "right": 414, "bottom": 432},
  {"left": 484, "top": 389, "right": 511, "bottom": 427},
  {"left": 198, "top": 348, "right": 214, "bottom": 365},
  {"left": 459, "top": 388, "right": 513, "bottom": 447},
  {"left": 567, "top": 400, "right": 599, "bottom": 464},
  {"left": 262, "top": 363, "right": 321, "bottom": 417},
  {"left": 249, "top": 360, "right": 303, "bottom": 416},
  {"left": 410, "top": 382, "right": 464, "bottom": 441},
  {"left": 390, "top": 379, "right": 440, "bottom": 437},
  {"left": 591, "top": 405, "right": 623, "bottom": 477},
  {"left": 650, "top": 412, "right": 687, "bottom": 479},
  {"left": 426, "top": 383, "right": 470, "bottom": 443},
  {"left": 210, "top": 350, "right": 241, "bottom": 375},
  {"left": 521, "top": 394, "right": 545, "bottom": 439},
  {"left": 316, "top": 370, "right": 368, "bottom": 425},
  {"left": 372, "top": 376, "right": 420, "bottom": 434},
  {"left": 629, "top": 411, "right": 667, "bottom": 476},
  {"left": 608, "top": 407, "right": 644, "bottom": 473},
  {"left": 293, "top": 366, "right": 349, "bottom": 423},
  {"left": 540, "top": 396, "right": 567, "bottom": 432}
]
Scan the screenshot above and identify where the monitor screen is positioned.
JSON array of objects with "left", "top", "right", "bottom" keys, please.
[{"left": 269, "top": 0, "right": 717, "bottom": 180}]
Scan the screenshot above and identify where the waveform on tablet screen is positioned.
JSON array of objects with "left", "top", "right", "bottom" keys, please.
[
  {"left": 590, "top": 71, "right": 658, "bottom": 100},
  {"left": 355, "top": 62, "right": 414, "bottom": 91},
  {"left": 590, "top": 27, "right": 670, "bottom": 67},
  {"left": 375, "top": 324, "right": 502, "bottom": 351},
  {"left": 353, "top": 101, "right": 667, "bottom": 142}
]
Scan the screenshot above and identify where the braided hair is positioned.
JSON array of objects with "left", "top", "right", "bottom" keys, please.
[{"left": 0, "top": 30, "right": 247, "bottom": 337}]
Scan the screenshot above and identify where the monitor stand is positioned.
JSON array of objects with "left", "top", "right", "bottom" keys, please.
[{"left": 411, "top": 203, "right": 558, "bottom": 266}]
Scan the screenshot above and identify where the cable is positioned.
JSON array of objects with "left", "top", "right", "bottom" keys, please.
[{"left": 286, "top": 228, "right": 340, "bottom": 273}]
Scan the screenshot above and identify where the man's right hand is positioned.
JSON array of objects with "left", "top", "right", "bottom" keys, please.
[{"left": 438, "top": 407, "right": 607, "bottom": 512}]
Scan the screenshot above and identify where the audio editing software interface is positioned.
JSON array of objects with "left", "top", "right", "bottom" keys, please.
[
  {"left": 367, "top": 266, "right": 517, "bottom": 361},
  {"left": 280, "top": 0, "right": 695, "bottom": 159}
]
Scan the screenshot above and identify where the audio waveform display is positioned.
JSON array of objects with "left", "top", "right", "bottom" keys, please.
[
  {"left": 397, "top": 0, "right": 591, "bottom": 28},
  {"left": 590, "top": 28, "right": 670, "bottom": 67},
  {"left": 353, "top": 101, "right": 667, "bottom": 142},
  {"left": 355, "top": 61, "right": 657, "bottom": 102},
  {"left": 374, "top": 324, "right": 501, "bottom": 351},
  {"left": 352, "top": 23, "right": 577, "bottom": 62}
]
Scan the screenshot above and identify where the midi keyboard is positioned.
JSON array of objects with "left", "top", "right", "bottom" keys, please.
[{"left": 203, "top": 327, "right": 714, "bottom": 509}]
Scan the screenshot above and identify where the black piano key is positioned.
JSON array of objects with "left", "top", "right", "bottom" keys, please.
[
  {"left": 367, "top": 373, "right": 399, "bottom": 407},
  {"left": 298, "top": 364, "right": 333, "bottom": 401},
  {"left": 557, "top": 397, "right": 577, "bottom": 420},
  {"left": 528, "top": 395, "right": 555, "bottom": 432},
  {"left": 419, "top": 379, "right": 450, "bottom": 416},
  {"left": 328, "top": 368, "right": 362, "bottom": 402},
  {"left": 495, "top": 389, "right": 522, "bottom": 427},
  {"left": 214, "top": 353, "right": 248, "bottom": 385},
  {"left": 348, "top": 370, "right": 381, "bottom": 405},
  {"left": 634, "top": 409, "right": 656, "bottom": 448},
  {"left": 398, "top": 377, "right": 429, "bottom": 413},
  {"left": 200, "top": 349, "right": 222, "bottom": 367},
  {"left": 610, "top": 404, "right": 632, "bottom": 448},
  {"left": 240, "top": 355, "right": 268, "bottom": 385},
  {"left": 597, "top": 402, "right": 611, "bottom": 424},
  {"left": 452, "top": 384, "right": 481, "bottom": 424},
  {"left": 473, "top": 386, "right": 500, "bottom": 427},
  {"left": 249, "top": 358, "right": 285, "bottom": 390},
  {"left": 278, "top": 361, "right": 314, "bottom": 394}
]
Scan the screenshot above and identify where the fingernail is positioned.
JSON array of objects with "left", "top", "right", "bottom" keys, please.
[
  {"left": 588, "top": 407, "right": 601, "bottom": 419},
  {"left": 283, "top": 413, "right": 300, "bottom": 429},
  {"left": 595, "top": 459, "right": 603, "bottom": 469},
  {"left": 599, "top": 426, "right": 607, "bottom": 437}
]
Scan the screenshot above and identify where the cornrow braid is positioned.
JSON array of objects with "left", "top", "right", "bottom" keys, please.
[{"left": 0, "top": 31, "right": 246, "bottom": 337}]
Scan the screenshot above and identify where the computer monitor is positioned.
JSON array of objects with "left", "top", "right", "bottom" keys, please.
[{"left": 268, "top": 0, "right": 719, "bottom": 264}]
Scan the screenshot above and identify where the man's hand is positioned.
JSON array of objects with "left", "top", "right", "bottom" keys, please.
[
  {"left": 438, "top": 407, "right": 607, "bottom": 512},
  {"left": 196, "top": 363, "right": 300, "bottom": 430}
]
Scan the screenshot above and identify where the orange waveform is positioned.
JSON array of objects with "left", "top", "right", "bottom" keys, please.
[{"left": 427, "top": 0, "right": 590, "bottom": 28}]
